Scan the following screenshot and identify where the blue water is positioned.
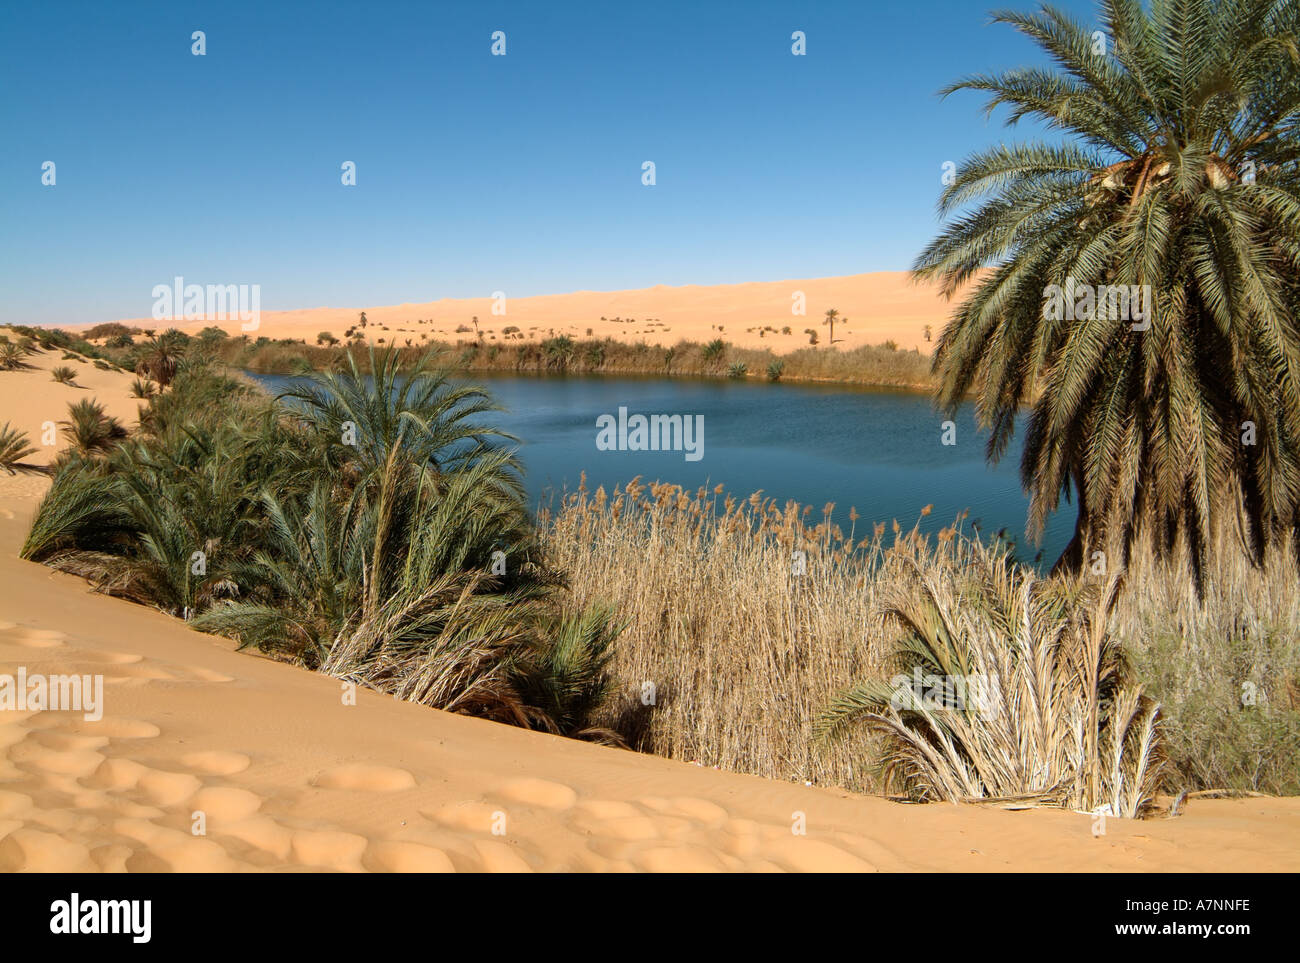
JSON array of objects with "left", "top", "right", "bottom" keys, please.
[{"left": 250, "top": 372, "right": 1072, "bottom": 566}]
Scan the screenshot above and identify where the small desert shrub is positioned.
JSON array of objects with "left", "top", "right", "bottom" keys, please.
[
  {"left": 51, "top": 366, "right": 78, "bottom": 384},
  {"left": 1, "top": 342, "right": 31, "bottom": 370},
  {"left": 727, "top": 362, "right": 748, "bottom": 379},
  {"left": 59, "top": 398, "right": 126, "bottom": 457},
  {"left": 0, "top": 423, "right": 40, "bottom": 475},
  {"left": 130, "top": 377, "right": 157, "bottom": 398},
  {"left": 767, "top": 360, "right": 784, "bottom": 382},
  {"left": 83, "top": 323, "right": 133, "bottom": 341}
]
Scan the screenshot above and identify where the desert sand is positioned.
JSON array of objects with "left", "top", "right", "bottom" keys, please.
[
  {"left": 103, "top": 272, "right": 957, "bottom": 354},
  {"left": 0, "top": 336, "right": 141, "bottom": 498},
  {"left": 2, "top": 338, "right": 1299, "bottom": 872}
]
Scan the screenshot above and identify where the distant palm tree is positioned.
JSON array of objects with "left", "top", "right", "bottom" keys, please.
[
  {"left": 702, "top": 338, "right": 726, "bottom": 368},
  {"left": 914, "top": 0, "right": 1300, "bottom": 584},
  {"left": 823, "top": 308, "right": 840, "bottom": 344},
  {"left": 135, "top": 332, "right": 185, "bottom": 388}
]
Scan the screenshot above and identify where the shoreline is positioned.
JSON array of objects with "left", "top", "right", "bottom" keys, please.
[{"left": 223, "top": 335, "right": 941, "bottom": 394}]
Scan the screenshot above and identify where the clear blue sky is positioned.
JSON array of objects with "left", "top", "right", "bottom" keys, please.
[{"left": 0, "top": 0, "right": 1100, "bottom": 324}]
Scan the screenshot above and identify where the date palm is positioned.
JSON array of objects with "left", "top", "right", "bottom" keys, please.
[
  {"left": 0, "top": 423, "right": 40, "bottom": 475},
  {"left": 914, "top": 0, "right": 1300, "bottom": 586},
  {"left": 135, "top": 330, "right": 186, "bottom": 388},
  {"left": 823, "top": 308, "right": 840, "bottom": 344}
]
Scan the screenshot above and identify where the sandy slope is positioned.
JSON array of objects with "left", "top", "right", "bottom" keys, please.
[
  {"left": 2, "top": 339, "right": 1298, "bottom": 872},
  {"left": 103, "top": 272, "right": 958, "bottom": 354},
  {"left": 0, "top": 331, "right": 141, "bottom": 498}
]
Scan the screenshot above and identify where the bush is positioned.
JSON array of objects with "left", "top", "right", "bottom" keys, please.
[
  {"left": 83, "top": 323, "right": 133, "bottom": 341},
  {"left": 51, "top": 366, "right": 78, "bottom": 384},
  {"left": 818, "top": 551, "right": 1162, "bottom": 815},
  {"left": 0, "top": 423, "right": 39, "bottom": 475},
  {"left": 23, "top": 348, "right": 624, "bottom": 741},
  {"left": 766, "top": 360, "right": 784, "bottom": 382}
]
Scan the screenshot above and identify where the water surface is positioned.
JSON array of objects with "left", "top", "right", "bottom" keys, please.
[{"left": 251, "top": 371, "right": 1072, "bottom": 565}]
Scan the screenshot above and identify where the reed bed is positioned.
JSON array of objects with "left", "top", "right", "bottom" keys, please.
[
  {"left": 542, "top": 477, "right": 1300, "bottom": 799},
  {"left": 541, "top": 475, "right": 965, "bottom": 791},
  {"left": 1115, "top": 537, "right": 1300, "bottom": 795},
  {"left": 209, "top": 335, "right": 936, "bottom": 391}
]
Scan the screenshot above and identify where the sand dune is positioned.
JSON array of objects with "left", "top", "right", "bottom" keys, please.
[
  {"left": 104, "top": 272, "right": 959, "bottom": 354},
  {"left": 0, "top": 331, "right": 141, "bottom": 498}
]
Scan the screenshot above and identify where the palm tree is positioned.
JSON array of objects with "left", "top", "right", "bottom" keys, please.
[
  {"left": 276, "top": 344, "right": 524, "bottom": 489},
  {"left": 24, "top": 347, "right": 622, "bottom": 734},
  {"left": 0, "top": 423, "right": 41, "bottom": 475},
  {"left": 823, "top": 308, "right": 840, "bottom": 344},
  {"left": 135, "top": 331, "right": 186, "bottom": 388},
  {"left": 542, "top": 335, "right": 574, "bottom": 372},
  {"left": 914, "top": 0, "right": 1300, "bottom": 585},
  {"left": 59, "top": 399, "right": 126, "bottom": 458},
  {"left": 701, "top": 338, "right": 726, "bottom": 368}
]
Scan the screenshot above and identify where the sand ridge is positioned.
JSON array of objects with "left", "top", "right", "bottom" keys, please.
[
  {"left": 98, "top": 271, "right": 959, "bottom": 355},
  {"left": 0, "top": 329, "right": 141, "bottom": 499}
]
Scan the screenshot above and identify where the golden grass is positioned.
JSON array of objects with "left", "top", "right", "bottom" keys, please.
[
  {"left": 541, "top": 476, "right": 1300, "bottom": 799},
  {"left": 541, "top": 475, "right": 962, "bottom": 791}
]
